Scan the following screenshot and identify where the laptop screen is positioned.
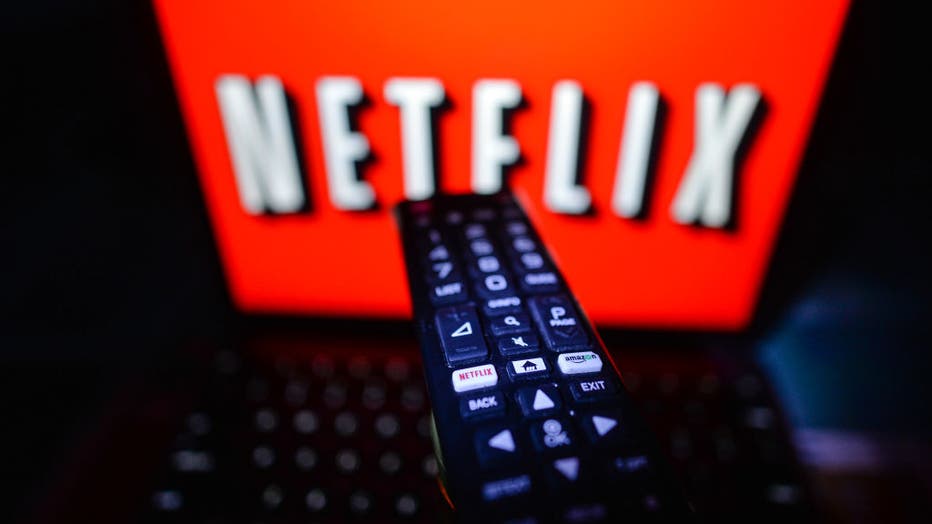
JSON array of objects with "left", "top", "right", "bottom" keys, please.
[{"left": 152, "top": 0, "right": 850, "bottom": 330}]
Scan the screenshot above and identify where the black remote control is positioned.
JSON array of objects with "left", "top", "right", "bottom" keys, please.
[{"left": 394, "top": 192, "right": 692, "bottom": 523}]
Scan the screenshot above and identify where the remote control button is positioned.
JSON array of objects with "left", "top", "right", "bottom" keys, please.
[
  {"left": 511, "top": 236, "right": 537, "bottom": 253},
  {"left": 568, "top": 377, "right": 618, "bottom": 402},
  {"left": 505, "top": 221, "right": 528, "bottom": 236},
  {"left": 514, "top": 251, "right": 547, "bottom": 272},
  {"left": 475, "top": 427, "right": 520, "bottom": 467},
  {"left": 445, "top": 210, "right": 464, "bottom": 225},
  {"left": 475, "top": 273, "right": 514, "bottom": 299},
  {"left": 424, "top": 228, "right": 442, "bottom": 244},
  {"left": 497, "top": 332, "right": 539, "bottom": 356},
  {"left": 482, "top": 295, "right": 523, "bottom": 316},
  {"left": 474, "top": 255, "right": 501, "bottom": 273},
  {"left": 529, "top": 417, "right": 575, "bottom": 452},
  {"left": 606, "top": 454, "right": 652, "bottom": 478},
  {"left": 556, "top": 351, "right": 603, "bottom": 375},
  {"left": 520, "top": 271, "right": 560, "bottom": 293},
  {"left": 488, "top": 312, "right": 531, "bottom": 336},
  {"left": 429, "top": 280, "right": 468, "bottom": 305},
  {"left": 529, "top": 295, "right": 590, "bottom": 351},
  {"left": 451, "top": 364, "right": 498, "bottom": 393},
  {"left": 425, "top": 244, "right": 451, "bottom": 262},
  {"left": 460, "top": 391, "right": 506, "bottom": 420},
  {"left": 551, "top": 456, "right": 582, "bottom": 484},
  {"left": 515, "top": 384, "right": 562, "bottom": 417},
  {"left": 507, "top": 357, "right": 549, "bottom": 380},
  {"left": 435, "top": 306, "right": 488, "bottom": 366},
  {"left": 481, "top": 474, "right": 532, "bottom": 502},
  {"left": 471, "top": 208, "right": 496, "bottom": 222},
  {"left": 463, "top": 223, "right": 487, "bottom": 239},
  {"left": 469, "top": 238, "right": 496, "bottom": 257},
  {"left": 425, "top": 260, "right": 460, "bottom": 283},
  {"left": 580, "top": 410, "right": 624, "bottom": 445}
]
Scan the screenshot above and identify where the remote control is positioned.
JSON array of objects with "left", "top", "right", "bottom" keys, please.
[{"left": 394, "top": 192, "right": 692, "bottom": 523}]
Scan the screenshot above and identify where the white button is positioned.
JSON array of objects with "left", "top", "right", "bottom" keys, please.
[
  {"left": 556, "top": 351, "right": 603, "bottom": 374},
  {"left": 488, "top": 429, "right": 516, "bottom": 452},
  {"left": 452, "top": 364, "right": 498, "bottom": 393},
  {"left": 510, "top": 357, "right": 546, "bottom": 375},
  {"left": 592, "top": 415, "right": 618, "bottom": 436},
  {"left": 554, "top": 457, "right": 580, "bottom": 481}
]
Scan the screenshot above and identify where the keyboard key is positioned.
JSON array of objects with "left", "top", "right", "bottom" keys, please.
[
  {"left": 435, "top": 306, "right": 489, "bottom": 366},
  {"left": 529, "top": 295, "right": 590, "bottom": 351},
  {"left": 488, "top": 312, "right": 531, "bottom": 336},
  {"left": 305, "top": 488, "right": 327, "bottom": 512},
  {"left": 497, "top": 332, "right": 539, "bottom": 356}
]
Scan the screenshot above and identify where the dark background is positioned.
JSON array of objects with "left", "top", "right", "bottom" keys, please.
[{"left": 1, "top": 0, "right": 929, "bottom": 522}]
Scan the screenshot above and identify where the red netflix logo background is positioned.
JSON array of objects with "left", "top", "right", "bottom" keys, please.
[{"left": 153, "top": 0, "right": 850, "bottom": 329}]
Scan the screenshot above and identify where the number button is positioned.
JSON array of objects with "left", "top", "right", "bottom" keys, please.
[
  {"left": 426, "top": 244, "right": 451, "bottom": 262},
  {"left": 475, "top": 255, "right": 501, "bottom": 273},
  {"left": 469, "top": 239, "right": 495, "bottom": 257},
  {"left": 505, "top": 221, "right": 528, "bottom": 236},
  {"left": 463, "top": 223, "right": 487, "bottom": 239},
  {"left": 425, "top": 260, "right": 461, "bottom": 284},
  {"left": 475, "top": 273, "right": 513, "bottom": 299},
  {"left": 512, "top": 236, "right": 536, "bottom": 253}
]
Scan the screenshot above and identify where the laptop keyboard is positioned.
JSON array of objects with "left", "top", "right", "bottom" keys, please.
[{"left": 140, "top": 341, "right": 814, "bottom": 522}]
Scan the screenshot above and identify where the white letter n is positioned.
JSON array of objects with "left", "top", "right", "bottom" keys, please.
[{"left": 215, "top": 75, "right": 305, "bottom": 214}]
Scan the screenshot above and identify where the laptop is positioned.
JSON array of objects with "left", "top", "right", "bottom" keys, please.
[{"left": 16, "top": 1, "right": 860, "bottom": 522}]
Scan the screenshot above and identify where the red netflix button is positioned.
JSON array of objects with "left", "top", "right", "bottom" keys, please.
[{"left": 452, "top": 364, "right": 498, "bottom": 393}]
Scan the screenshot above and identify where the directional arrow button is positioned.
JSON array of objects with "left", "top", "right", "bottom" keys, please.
[{"left": 553, "top": 457, "right": 580, "bottom": 481}]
